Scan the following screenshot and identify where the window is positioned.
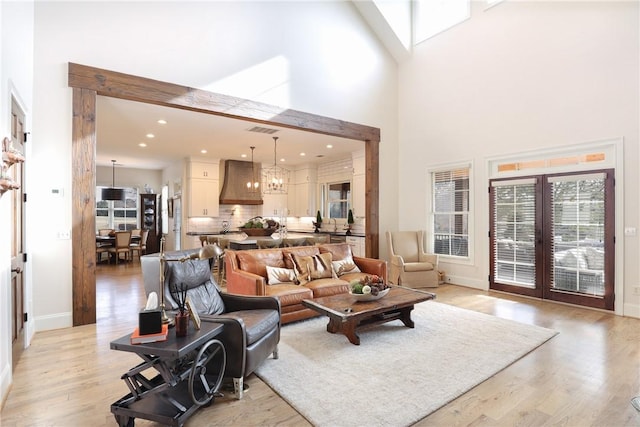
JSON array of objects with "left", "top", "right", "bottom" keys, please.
[
  {"left": 96, "top": 186, "right": 139, "bottom": 231},
  {"left": 432, "top": 168, "right": 470, "bottom": 257},
  {"left": 414, "top": 0, "right": 470, "bottom": 44},
  {"left": 321, "top": 181, "right": 351, "bottom": 219}
]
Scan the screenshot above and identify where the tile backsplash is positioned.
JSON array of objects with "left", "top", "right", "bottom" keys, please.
[{"left": 186, "top": 204, "right": 364, "bottom": 234}]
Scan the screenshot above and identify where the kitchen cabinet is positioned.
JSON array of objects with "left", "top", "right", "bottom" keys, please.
[
  {"left": 352, "top": 152, "right": 365, "bottom": 218},
  {"left": 262, "top": 193, "right": 289, "bottom": 217},
  {"left": 189, "top": 179, "right": 219, "bottom": 217},
  {"left": 189, "top": 161, "right": 217, "bottom": 179},
  {"left": 352, "top": 174, "right": 365, "bottom": 218},
  {"left": 346, "top": 235, "right": 364, "bottom": 257},
  {"left": 187, "top": 160, "right": 219, "bottom": 217},
  {"left": 140, "top": 193, "right": 161, "bottom": 253},
  {"left": 291, "top": 168, "right": 317, "bottom": 217}
]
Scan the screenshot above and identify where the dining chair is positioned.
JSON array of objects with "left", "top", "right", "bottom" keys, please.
[
  {"left": 107, "top": 231, "right": 132, "bottom": 264},
  {"left": 305, "top": 234, "right": 330, "bottom": 245},
  {"left": 129, "top": 229, "right": 149, "bottom": 260},
  {"left": 282, "top": 237, "right": 308, "bottom": 247},
  {"left": 98, "top": 228, "right": 114, "bottom": 237},
  {"left": 257, "top": 238, "right": 283, "bottom": 249},
  {"left": 96, "top": 242, "right": 111, "bottom": 263},
  {"left": 131, "top": 228, "right": 141, "bottom": 238}
]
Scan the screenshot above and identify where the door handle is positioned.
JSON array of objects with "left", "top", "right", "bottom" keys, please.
[{"left": 12, "top": 267, "right": 21, "bottom": 274}]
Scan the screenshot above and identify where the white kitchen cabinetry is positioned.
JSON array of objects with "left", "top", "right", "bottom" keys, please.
[
  {"left": 347, "top": 236, "right": 365, "bottom": 257},
  {"left": 188, "top": 161, "right": 219, "bottom": 217},
  {"left": 292, "top": 168, "right": 317, "bottom": 217},
  {"left": 262, "top": 193, "right": 289, "bottom": 217},
  {"left": 352, "top": 152, "right": 365, "bottom": 218},
  {"left": 189, "top": 161, "right": 217, "bottom": 179}
]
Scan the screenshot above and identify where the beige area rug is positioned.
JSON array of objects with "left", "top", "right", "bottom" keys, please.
[{"left": 255, "top": 301, "right": 557, "bottom": 427}]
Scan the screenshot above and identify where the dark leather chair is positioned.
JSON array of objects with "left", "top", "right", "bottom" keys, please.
[{"left": 141, "top": 248, "right": 281, "bottom": 399}]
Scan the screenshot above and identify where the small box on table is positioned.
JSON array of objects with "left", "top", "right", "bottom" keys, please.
[{"left": 138, "top": 309, "right": 162, "bottom": 335}]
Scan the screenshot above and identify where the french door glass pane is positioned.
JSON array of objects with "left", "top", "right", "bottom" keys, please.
[
  {"left": 550, "top": 174, "right": 605, "bottom": 296},
  {"left": 493, "top": 183, "right": 536, "bottom": 287}
]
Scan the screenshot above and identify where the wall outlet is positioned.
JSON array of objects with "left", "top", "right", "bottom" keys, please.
[
  {"left": 57, "top": 230, "right": 71, "bottom": 240},
  {"left": 633, "top": 286, "right": 640, "bottom": 296}
]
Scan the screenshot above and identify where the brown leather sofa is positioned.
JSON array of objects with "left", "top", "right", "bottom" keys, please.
[{"left": 225, "top": 243, "right": 387, "bottom": 324}]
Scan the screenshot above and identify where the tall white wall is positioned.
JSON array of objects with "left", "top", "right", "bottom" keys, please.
[
  {"left": 0, "top": 0, "right": 34, "bottom": 405},
  {"left": 30, "top": 1, "right": 398, "bottom": 330},
  {"left": 398, "top": 1, "right": 639, "bottom": 315}
]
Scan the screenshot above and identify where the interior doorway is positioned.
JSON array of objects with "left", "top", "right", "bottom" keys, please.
[{"left": 69, "top": 63, "right": 381, "bottom": 326}]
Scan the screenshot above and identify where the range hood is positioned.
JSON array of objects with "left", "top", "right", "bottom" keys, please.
[{"left": 219, "top": 160, "right": 263, "bottom": 205}]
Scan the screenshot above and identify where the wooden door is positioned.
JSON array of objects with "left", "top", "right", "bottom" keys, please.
[
  {"left": 490, "top": 170, "right": 615, "bottom": 310},
  {"left": 10, "top": 97, "right": 26, "bottom": 368}
]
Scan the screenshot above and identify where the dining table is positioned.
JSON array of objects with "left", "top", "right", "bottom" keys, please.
[{"left": 96, "top": 234, "right": 141, "bottom": 264}]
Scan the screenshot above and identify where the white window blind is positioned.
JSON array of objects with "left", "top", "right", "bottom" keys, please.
[
  {"left": 492, "top": 179, "right": 537, "bottom": 287},
  {"left": 432, "top": 168, "right": 470, "bottom": 257}
]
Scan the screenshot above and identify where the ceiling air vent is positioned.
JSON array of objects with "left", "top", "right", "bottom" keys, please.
[{"left": 247, "top": 126, "right": 279, "bottom": 134}]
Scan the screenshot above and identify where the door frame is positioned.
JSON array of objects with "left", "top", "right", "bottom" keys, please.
[
  {"left": 68, "top": 63, "right": 381, "bottom": 326},
  {"left": 489, "top": 170, "right": 615, "bottom": 310},
  {"left": 9, "top": 95, "right": 27, "bottom": 367},
  {"left": 486, "top": 139, "right": 624, "bottom": 314}
]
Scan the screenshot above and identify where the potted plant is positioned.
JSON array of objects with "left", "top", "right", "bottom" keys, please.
[
  {"left": 314, "top": 210, "right": 323, "bottom": 233},
  {"left": 346, "top": 209, "right": 354, "bottom": 235}
]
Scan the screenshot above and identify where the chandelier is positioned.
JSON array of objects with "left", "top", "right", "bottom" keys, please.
[
  {"left": 246, "top": 146, "right": 260, "bottom": 192},
  {"left": 262, "top": 136, "right": 290, "bottom": 194}
]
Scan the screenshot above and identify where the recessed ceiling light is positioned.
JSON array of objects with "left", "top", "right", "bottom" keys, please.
[
  {"left": 300, "top": 152, "right": 306, "bottom": 156},
  {"left": 146, "top": 133, "right": 155, "bottom": 138},
  {"left": 157, "top": 119, "right": 167, "bottom": 125},
  {"left": 201, "top": 149, "right": 207, "bottom": 154},
  {"left": 326, "top": 144, "right": 333, "bottom": 149},
  {"left": 138, "top": 143, "right": 147, "bottom": 147},
  {"left": 280, "top": 158, "right": 285, "bottom": 162},
  {"left": 241, "top": 154, "right": 247, "bottom": 158}
]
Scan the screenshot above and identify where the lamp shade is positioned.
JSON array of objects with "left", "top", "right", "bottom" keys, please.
[
  {"left": 102, "top": 159, "right": 125, "bottom": 201},
  {"left": 101, "top": 187, "right": 125, "bottom": 201}
]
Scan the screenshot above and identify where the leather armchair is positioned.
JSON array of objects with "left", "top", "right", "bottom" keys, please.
[
  {"left": 140, "top": 248, "right": 281, "bottom": 399},
  {"left": 386, "top": 230, "right": 439, "bottom": 288}
]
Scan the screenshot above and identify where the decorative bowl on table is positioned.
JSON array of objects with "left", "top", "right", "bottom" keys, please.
[
  {"left": 238, "top": 227, "right": 277, "bottom": 236},
  {"left": 349, "top": 287, "right": 390, "bottom": 301},
  {"left": 239, "top": 216, "right": 279, "bottom": 236},
  {"left": 349, "top": 275, "right": 390, "bottom": 301}
]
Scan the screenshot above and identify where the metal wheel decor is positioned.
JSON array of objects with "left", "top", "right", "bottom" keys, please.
[{"left": 188, "top": 339, "right": 226, "bottom": 406}]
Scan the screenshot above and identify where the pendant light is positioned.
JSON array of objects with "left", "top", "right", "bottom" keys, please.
[
  {"left": 262, "top": 136, "right": 290, "bottom": 195},
  {"left": 246, "top": 146, "right": 260, "bottom": 192},
  {"left": 101, "top": 160, "right": 125, "bottom": 201}
]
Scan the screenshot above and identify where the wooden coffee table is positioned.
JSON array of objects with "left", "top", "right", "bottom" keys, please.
[{"left": 302, "top": 286, "right": 435, "bottom": 345}]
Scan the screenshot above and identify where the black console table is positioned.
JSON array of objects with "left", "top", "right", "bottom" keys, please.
[{"left": 110, "top": 321, "right": 225, "bottom": 427}]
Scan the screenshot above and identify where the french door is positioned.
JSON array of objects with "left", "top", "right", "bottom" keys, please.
[{"left": 489, "top": 170, "right": 614, "bottom": 310}]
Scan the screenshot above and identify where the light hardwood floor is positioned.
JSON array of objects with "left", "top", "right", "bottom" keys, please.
[{"left": 1, "top": 262, "right": 640, "bottom": 426}]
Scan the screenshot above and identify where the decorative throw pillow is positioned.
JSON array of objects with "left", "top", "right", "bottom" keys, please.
[
  {"left": 332, "top": 256, "right": 361, "bottom": 277},
  {"left": 290, "top": 252, "right": 334, "bottom": 285},
  {"left": 265, "top": 266, "right": 296, "bottom": 285},
  {"left": 308, "top": 252, "right": 334, "bottom": 280}
]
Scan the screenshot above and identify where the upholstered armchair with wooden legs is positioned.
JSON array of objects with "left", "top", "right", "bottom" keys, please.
[
  {"left": 140, "top": 248, "right": 280, "bottom": 399},
  {"left": 386, "top": 230, "right": 439, "bottom": 288}
]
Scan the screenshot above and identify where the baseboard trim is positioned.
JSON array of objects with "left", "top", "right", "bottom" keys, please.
[
  {"left": 444, "top": 275, "right": 487, "bottom": 290},
  {"left": 1, "top": 362, "right": 11, "bottom": 410},
  {"left": 35, "top": 312, "right": 72, "bottom": 331},
  {"left": 623, "top": 302, "right": 640, "bottom": 319}
]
